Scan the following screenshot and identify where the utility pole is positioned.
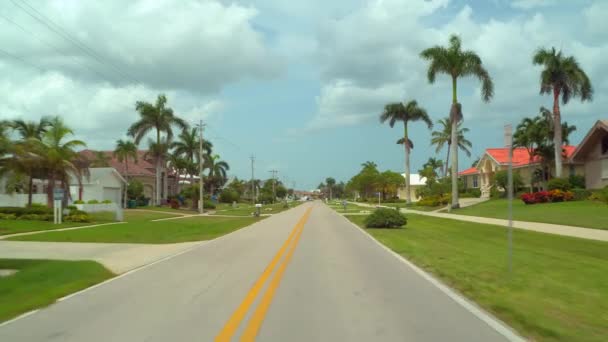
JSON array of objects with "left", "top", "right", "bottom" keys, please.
[
  {"left": 269, "top": 169, "right": 278, "bottom": 203},
  {"left": 197, "top": 120, "right": 206, "bottom": 214},
  {"left": 250, "top": 155, "right": 255, "bottom": 204},
  {"left": 505, "top": 124, "right": 514, "bottom": 276}
]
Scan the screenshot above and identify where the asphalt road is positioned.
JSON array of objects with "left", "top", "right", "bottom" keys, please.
[{"left": 0, "top": 202, "right": 515, "bottom": 341}]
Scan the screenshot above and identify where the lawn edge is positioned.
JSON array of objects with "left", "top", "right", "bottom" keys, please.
[
  {"left": 1, "top": 222, "right": 126, "bottom": 240},
  {"left": 340, "top": 214, "right": 526, "bottom": 342}
]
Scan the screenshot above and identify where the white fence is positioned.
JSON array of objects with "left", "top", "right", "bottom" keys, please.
[{"left": 0, "top": 194, "right": 47, "bottom": 207}]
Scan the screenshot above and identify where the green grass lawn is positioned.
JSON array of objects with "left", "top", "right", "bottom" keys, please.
[
  {"left": 0, "top": 211, "right": 123, "bottom": 236},
  {"left": 134, "top": 206, "right": 198, "bottom": 214},
  {"left": 346, "top": 214, "right": 608, "bottom": 342},
  {"left": 327, "top": 202, "right": 373, "bottom": 213},
  {"left": 453, "top": 199, "right": 608, "bottom": 230},
  {"left": 8, "top": 216, "right": 262, "bottom": 244},
  {"left": 213, "top": 202, "right": 297, "bottom": 216},
  {"left": 0, "top": 259, "right": 114, "bottom": 322},
  {"left": 123, "top": 210, "right": 180, "bottom": 222}
]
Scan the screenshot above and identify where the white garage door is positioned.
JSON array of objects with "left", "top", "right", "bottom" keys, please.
[{"left": 103, "top": 187, "right": 121, "bottom": 204}]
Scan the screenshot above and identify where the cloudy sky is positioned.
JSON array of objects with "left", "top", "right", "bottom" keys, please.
[{"left": 1, "top": 0, "right": 606, "bottom": 189}]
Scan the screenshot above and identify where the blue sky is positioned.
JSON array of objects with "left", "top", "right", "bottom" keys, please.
[{"left": 1, "top": 0, "right": 606, "bottom": 189}]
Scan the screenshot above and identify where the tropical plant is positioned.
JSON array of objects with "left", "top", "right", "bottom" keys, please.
[
  {"left": 380, "top": 100, "right": 432, "bottom": 204},
  {"left": 205, "top": 154, "right": 230, "bottom": 197},
  {"left": 172, "top": 127, "right": 213, "bottom": 185},
  {"left": 421, "top": 34, "right": 494, "bottom": 208},
  {"left": 90, "top": 151, "right": 111, "bottom": 167},
  {"left": 430, "top": 117, "right": 472, "bottom": 177},
  {"left": 144, "top": 137, "right": 171, "bottom": 203},
  {"left": 128, "top": 94, "right": 188, "bottom": 205},
  {"left": 533, "top": 47, "right": 593, "bottom": 177},
  {"left": 114, "top": 139, "right": 138, "bottom": 208},
  {"left": 325, "top": 177, "right": 336, "bottom": 200}
]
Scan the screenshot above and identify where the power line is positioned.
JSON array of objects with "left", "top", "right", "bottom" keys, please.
[
  {"left": 10, "top": 0, "right": 139, "bottom": 84},
  {"left": 0, "top": 48, "right": 44, "bottom": 72}
]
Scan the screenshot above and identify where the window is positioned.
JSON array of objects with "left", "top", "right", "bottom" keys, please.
[
  {"left": 602, "top": 136, "right": 608, "bottom": 155},
  {"left": 472, "top": 175, "right": 479, "bottom": 188}
]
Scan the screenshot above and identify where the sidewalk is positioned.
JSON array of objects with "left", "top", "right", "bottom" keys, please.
[{"left": 349, "top": 202, "right": 608, "bottom": 242}]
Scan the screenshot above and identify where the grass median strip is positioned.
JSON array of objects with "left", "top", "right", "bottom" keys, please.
[
  {"left": 346, "top": 213, "right": 608, "bottom": 342},
  {"left": 8, "top": 216, "right": 262, "bottom": 244},
  {"left": 0, "top": 259, "right": 114, "bottom": 323},
  {"left": 215, "top": 207, "right": 312, "bottom": 342}
]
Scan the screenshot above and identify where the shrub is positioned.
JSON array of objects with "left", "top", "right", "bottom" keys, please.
[
  {"left": 364, "top": 208, "right": 407, "bottom": 228},
  {"left": 520, "top": 190, "right": 575, "bottom": 204},
  {"left": 101, "top": 200, "right": 112, "bottom": 204},
  {"left": 30, "top": 203, "right": 47, "bottom": 208},
  {"left": 494, "top": 170, "right": 524, "bottom": 194},
  {"left": 589, "top": 186, "right": 608, "bottom": 204},
  {"left": 0, "top": 213, "right": 17, "bottom": 220},
  {"left": 64, "top": 214, "right": 92, "bottom": 222},
  {"left": 0, "top": 206, "right": 53, "bottom": 217},
  {"left": 203, "top": 200, "right": 216, "bottom": 210},
  {"left": 69, "top": 209, "right": 88, "bottom": 216},
  {"left": 571, "top": 188, "right": 591, "bottom": 201},
  {"left": 18, "top": 214, "right": 52, "bottom": 221},
  {"left": 568, "top": 175, "right": 585, "bottom": 189},
  {"left": 87, "top": 199, "right": 100, "bottom": 204},
  {"left": 520, "top": 193, "right": 536, "bottom": 205},
  {"left": 127, "top": 180, "right": 144, "bottom": 200},
  {"left": 219, "top": 189, "right": 240, "bottom": 203},
  {"left": 73, "top": 200, "right": 85, "bottom": 204},
  {"left": 66, "top": 205, "right": 77, "bottom": 211},
  {"left": 169, "top": 199, "right": 180, "bottom": 209},
  {"left": 547, "top": 177, "right": 572, "bottom": 191}
]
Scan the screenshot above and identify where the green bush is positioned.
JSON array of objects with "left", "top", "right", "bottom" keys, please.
[
  {"left": 18, "top": 214, "right": 52, "bottom": 221},
  {"left": 203, "top": 200, "right": 216, "bottom": 209},
  {"left": 73, "top": 200, "right": 85, "bottom": 204},
  {"left": 364, "top": 208, "right": 407, "bottom": 228},
  {"left": 127, "top": 180, "right": 144, "bottom": 200},
  {"left": 571, "top": 188, "right": 591, "bottom": 201},
  {"left": 589, "top": 186, "right": 608, "bottom": 204},
  {"left": 490, "top": 186, "right": 502, "bottom": 199},
  {"left": 0, "top": 206, "right": 53, "bottom": 217},
  {"left": 547, "top": 178, "right": 572, "bottom": 191},
  {"left": 494, "top": 170, "right": 524, "bottom": 194},
  {"left": 30, "top": 203, "right": 47, "bottom": 208},
  {"left": 66, "top": 205, "right": 77, "bottom": 211},
  {"left": 568, "top": 175, "right": 586, "bottom": 189},
  {"left": 0, "top": 213, "right": 17, "bottom": 220},
  {"left": 219, "top": 189, "right": 240, "bottom": 203},
  {"left": 64, "top": 214, "right": 92, "bottom": 222},
  {"left": 87, "top": 200, "right": 100, "bottom": 204},
  {"left": 101, "top": 200, "right": 112, "bottom": 204}
]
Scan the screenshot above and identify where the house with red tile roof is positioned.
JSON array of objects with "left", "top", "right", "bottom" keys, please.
[
  {"left": 570, "top": 120, "right": 608, "bottom": 189},
  {"left": 459, "top": 145, "right": 583, "bottom": 198}
]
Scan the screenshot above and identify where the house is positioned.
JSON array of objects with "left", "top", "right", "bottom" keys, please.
[
  {"left": 79, "top": 150, "right": 179, "bottom": 202},
  {"left": 570, "top": 120, "right": 608, "bottom": 189},
  {"left": 397, "top": 173, "right": 427, "bottom": 202},
  {"left": 459, "top": 146, "right": 583, "bottom": 197},
  {"left": 69, "top": 168, "right": 126, "bottom": 204}
]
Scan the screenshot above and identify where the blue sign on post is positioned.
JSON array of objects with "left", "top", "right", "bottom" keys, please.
[{"left": 53, "top": 189, "right": 64, "bottom": 201}]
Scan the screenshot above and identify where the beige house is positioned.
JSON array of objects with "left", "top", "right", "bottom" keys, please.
[
  {"left": 570, "top": 120, "right": 608, "bottom": 189},
  {"left": 397, "top": 173, "right": 427, "bottom": 202},
  {"left": 460, "top": 145, "right": 582, "bottom": 198}
]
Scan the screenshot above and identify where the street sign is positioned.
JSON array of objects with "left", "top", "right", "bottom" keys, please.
[{"left": 53, "top": 188, "right": 64, "bottom": 201}]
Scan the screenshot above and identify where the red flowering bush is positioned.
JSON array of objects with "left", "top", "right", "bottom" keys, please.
[
  {"left": 521, "top": 193, "right": 536, "bottom": 204},
  {"left": 534, "top": 191, "right": 551, "bottom": 203},
  {"left": 520, "top": 190, "right": 575, "bottom": 204}
]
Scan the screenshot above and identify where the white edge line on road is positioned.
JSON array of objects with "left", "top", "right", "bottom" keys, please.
[
  {"left": 0, "top": 205, "right": 305, "bottom": 329},
  {"left": 342, "top": 216, "right": 526, "bottom": 342}
]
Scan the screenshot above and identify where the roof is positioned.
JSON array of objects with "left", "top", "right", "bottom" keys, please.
[
  {"left": 458, "top": 145, "right": 577, "bottom": 176},
  {"left": 571, "top": 120, "right": 608, "bottom": 161},
  {"left": 459, "top": 167, "right": 479, "bottom": 176},
  {"left": 79, "top": 150, "right": 156, "bottom": 177},
  {"left": 401, "top": 173, "right": 427, "bottom": 186},
  {"left": 70, "top": 167, "right": 126, "bottom": 185}
]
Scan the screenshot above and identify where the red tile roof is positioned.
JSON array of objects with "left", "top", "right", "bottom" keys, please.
[
  {"left": 459, "top": 145, "right": 577, "bottom": 175},
  {"left": 79, "top": 150, "right": 156, "bottom": 177}
]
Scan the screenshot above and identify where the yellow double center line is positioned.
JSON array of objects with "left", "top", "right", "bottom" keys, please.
[{"left": 215, "top": 207, "right": 313, "bottom": 342}]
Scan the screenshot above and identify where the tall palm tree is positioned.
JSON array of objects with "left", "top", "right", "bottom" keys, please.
[
  {"left": 361, "top": 161, "right": 377, "bottom": 170},
  {"left": 114, "top": 139, "right": 138, "bottom": 208},
  {"left": 205, "top": 154, "right": 230, "bottom": 197},
  {"left": 35, "top": 117, "right": 86, "bottom": 206},
  {"left": 514, "top": 116, "right": 543, "bottom": 192},
  {"left": 172, "top": 127, "right": 213, "bottom": 186},
  {"left": 430, "top": 117, "right": 472, "bottom": 177},
  {"left": 421, "top": 34, "right": 494, "bottom": 208},
  {"left": 423, "top": 157, "right": 444, "bottom": 177},
  {"left": 144, "top": 137, "right": 171, "bottom": 204},
  {"left": 325, "top": 177, "right": 336, "bottom": 200},
  {"left": 11, "top": 117, "right": 52, "bottom": 140},
  {"left": 533, "top": 47, "right": 593, "bottom": 177},
  {"left": 380, "top": 100, "right": 432, "bottom": 204},
  {"left": 128, "top": 94, "right": 188, "bottom": 205}
]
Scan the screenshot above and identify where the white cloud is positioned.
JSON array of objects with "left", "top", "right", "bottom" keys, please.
[
  {"left": 584, "top": 1, "right": 608, "bottom": 35},
  {"left": 510, "top": 0, "right": 558, "bottom": 10}
]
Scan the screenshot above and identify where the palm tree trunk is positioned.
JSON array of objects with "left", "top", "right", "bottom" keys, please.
[
  {"left": 444, "top": 144, "right": 450, "bottom": 178},
  {"left": 27, "top": 174, "right": 33, "bottom": 207},
  {"left": 46, "top": 174, "right": 54, "bottom": 207},
  {"left": 155, "top": 159, "right": 161, "bottom": 206},
  {"left": 451, "top": 76, "right": 460, "bottom": 209},
  {"left": 404, "top": 123, "right": 411, "bottom": 204},
  {"left": 124, "top": 160, "right": 129, "bottom": 209},
  {"left": 552, "top": 89, "right": 563, "bottom": 178}
]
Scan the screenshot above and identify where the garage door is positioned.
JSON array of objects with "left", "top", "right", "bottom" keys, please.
[{"left": 103, "top": 187, "right": 121, "bottom": 204}]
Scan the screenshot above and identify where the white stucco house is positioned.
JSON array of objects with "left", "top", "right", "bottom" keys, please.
[
  {"left": 69, "top": 168, "right": 126, "bottom": 204},
  {"left": 397, "top": 173, "right": 427, "bottom": 202}
]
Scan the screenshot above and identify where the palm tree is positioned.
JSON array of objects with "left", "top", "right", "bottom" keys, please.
[
  {"left": 128, "top": 94, "right": 188, "bottom": 205},
  {"left": 144, "top": 137, "right": 171, "bottom": 204},
  {"left": 11, "top": 117, "right": 52, "bottom": 140},
  {"left": 514, "top": 116, "right": 543, "bottom": 192},
  {"left": 430, "top": 117, "right": 472, "bottom": 177},
  {"left": 421, "top": 34, "right": 494, "bottom": 208},
  {"left": 205, "top": 154, "right": 230, "bottom": 197},
  {"left": 380, "top": 100, "right": 432, "bottom": 204},
  {"left": 325, "top": 177, "right": 336, "bottom": 200},
  {"left": 35, "top": 117, "right": 87, "bottom": 206},
  {"left": 172, "top": 127, "right": 213, "bottom": 186},
  {"left": 90, "top": 151, "right": 111, "bottom": 167},
  {"left": 114, "top": 139, "right": 138, "bottom": 208},
  {"left": 361, "top": 161, "right": 377, "bottom": 169},
  {"left": 423, "top": 157, "right": 444, "bottom": 177},
  {"left": 533, "top": 47, "right": 593, "bottom": 177}
]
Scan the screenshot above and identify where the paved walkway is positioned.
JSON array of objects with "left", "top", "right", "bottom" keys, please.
[
  {"left": 0, "top": 240, "right": 201, "bottom": 274},
  {"left": 351, "top": 202, "right": 608, "bottom": 242}
]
